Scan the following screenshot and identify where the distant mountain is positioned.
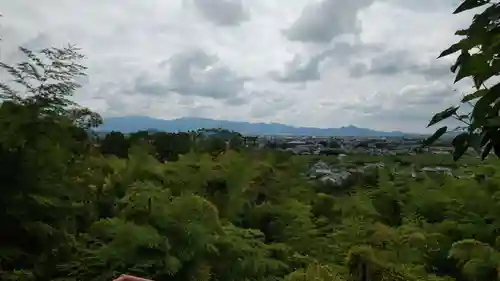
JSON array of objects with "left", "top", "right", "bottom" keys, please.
[{"left": 96, "top": 116, "right": 408, "bottom": 137}]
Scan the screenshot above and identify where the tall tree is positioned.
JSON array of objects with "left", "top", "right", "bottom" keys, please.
[
  {"left": 425, "top": 0, "right": 500, "bottom": 161},
  {"left": 151, "top": 132, "right": 191, "bottom": 162},
  {"left": 0, "top": 44, "right": 102, "bottom": 280},
  {"left": 100, "top": 131, "right": 129, "bottom": 158}
]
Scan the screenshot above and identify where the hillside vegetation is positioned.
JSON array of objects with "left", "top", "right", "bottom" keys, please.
[
  {"left": 3, "top": 89, "right": 500, "bottom": 281},
  {"left": 1, "top": 0, "right": 500, "bottom": 280},
  {"left": 0, "top": 46, "right": 499, "bottom": 281}
]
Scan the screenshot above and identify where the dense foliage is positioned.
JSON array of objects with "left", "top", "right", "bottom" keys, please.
[
  {"left": 426, "top": 0, "right": 500, "bottom": 160},
  {"left": 97, "top": 128, "right": 246, "bottom": 161},
  {"left": 1, "top": 46, "right": 500, "bottom": 281},
  {"left": 2, "top": 1, "right": 500, "bottom": 280}
]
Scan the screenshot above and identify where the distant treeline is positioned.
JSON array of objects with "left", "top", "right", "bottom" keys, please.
[{"left": 95, "top": 128, "right": 249, "bottom": 161}]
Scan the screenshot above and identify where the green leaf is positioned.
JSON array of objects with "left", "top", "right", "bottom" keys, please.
[
  {"left": 482, "top": 141, "right": 493, "bottom": 160},
  {"left": 473, "top": 75, "right": 486, "bottom": 90},
  {"left": 451, "top": 53, "right": 467, "bottom": 73},
  {"left": 462, "top": 89, "right": 488, "bottom": 102},
  {"left": 452, "top": 132, "right": 469, "bottom": 161},
  {"left": 438, "top": 42, "right": 462, "bottom": 58},
  {"left": 486, "top": 117, "right": 500, "bottom": 127},
  {"left": 471, "top": 84, "right": 500, "bottom": 127},
  {"left": 452, "top": 132, "right": 468, "bottom": 147},
  {"left": 480, "top": 130, "right": 491, "bottom": 146},
  {"left": 421, "top": 126, "right": 447, "bottom": 147},
  {"left": 454, "top": 54, "right": 489, "bottom": 84},
  {"left": 454, "top": 145, "right": 469, "bottom": 161},
  {"left": 453, "top": 0, "right": 490, "bottom": 14},
  {"left": 469, "top": 132, "right": 483, "bottom": 154},
  {"left": 427, "top": 106, "right": 459, "bottom": 127},
  {"left": 494, "top": 143, "right": 500, "bottom": 158}
]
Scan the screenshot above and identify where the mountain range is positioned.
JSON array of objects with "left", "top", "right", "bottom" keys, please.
[{"left": 96, "top": 116, "right": 411, "bottom": 137}]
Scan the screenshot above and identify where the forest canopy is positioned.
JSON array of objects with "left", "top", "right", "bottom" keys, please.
[{"left": 1, "top": 1, "right": 500, "bottom": 281}]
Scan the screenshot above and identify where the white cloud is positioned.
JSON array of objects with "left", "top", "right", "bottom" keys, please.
[{"left": 0, "top": 0, "right": 480, "bottom": 133}]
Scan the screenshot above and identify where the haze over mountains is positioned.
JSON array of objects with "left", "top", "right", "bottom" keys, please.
[{"left": 97, "top": 116, "right": 410, "bottom": 137}]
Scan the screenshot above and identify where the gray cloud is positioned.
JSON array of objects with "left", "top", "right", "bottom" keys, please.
[
  {"left": 386, "top": 0, "right": 461, "bottom": 12},
  {"left": 348, "top": 63, "right": 369, "bottom": 78},
  {"left": 134, "top": 76, "right": 168, "bottom": 96},
  {"left": 284, "top": 0, "right": 375, "bottom": 43},
  {"left": 250, "top": 95, "right": 294, "bottom": 118},
  {"left": 224, "top": 96, "right": 247, "bottom": 106},
  {"left": 271, "top": 52, "right": 328, "bottom": 83},
  {"left": 134, "top": 49, "right": 248, "bottom": 103},
  {"left": 349, "top": 50, "right": 452, "bottom": 80},
  {"left": 187, "top": 0, "right": 249, "bottom": 26},
  {"left": 272, "top": 42, "right": 383, "bottom": 83},
  {"left": 340, "top": 81, "right": 463, "bottom": 131}
]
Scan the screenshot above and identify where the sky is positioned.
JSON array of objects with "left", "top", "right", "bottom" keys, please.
[{"left": 0, "top": 0, "right": 483, "bottom": 133}]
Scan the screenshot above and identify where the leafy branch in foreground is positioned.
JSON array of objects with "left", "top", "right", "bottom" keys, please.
[
  {"left": 0, "top": 45, "right": 102, "bottom": 129},
  {"left": 424, "top": 0, "right": 500, "bottom": 161}
]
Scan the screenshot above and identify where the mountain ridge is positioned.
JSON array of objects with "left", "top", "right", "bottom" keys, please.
[{"left": 97, "top": 116, "right": 412, "bottom": 137}]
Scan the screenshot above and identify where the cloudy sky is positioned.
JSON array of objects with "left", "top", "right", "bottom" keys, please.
[{"left": 0, "top": 0, "right": 481, "bottom": 132}]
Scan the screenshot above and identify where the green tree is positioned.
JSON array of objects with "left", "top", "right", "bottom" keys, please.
[
  {"left": 425, "top": 0, "right": 500, "bottom": 161},
  {"left": 128, "top": 130, "right": 151, "bottom": 146},
  {"left": 0, "top": 45, "right": 101, "bottom": 280},
  {"left": 196, "top": 128, "right": 243, "bottom": 155},
  {"left": 151, "top": 132, "right": 191, "bottom": 162},
  {"left": 100, "top": 131, "right": 129, "bottom": 158}
]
